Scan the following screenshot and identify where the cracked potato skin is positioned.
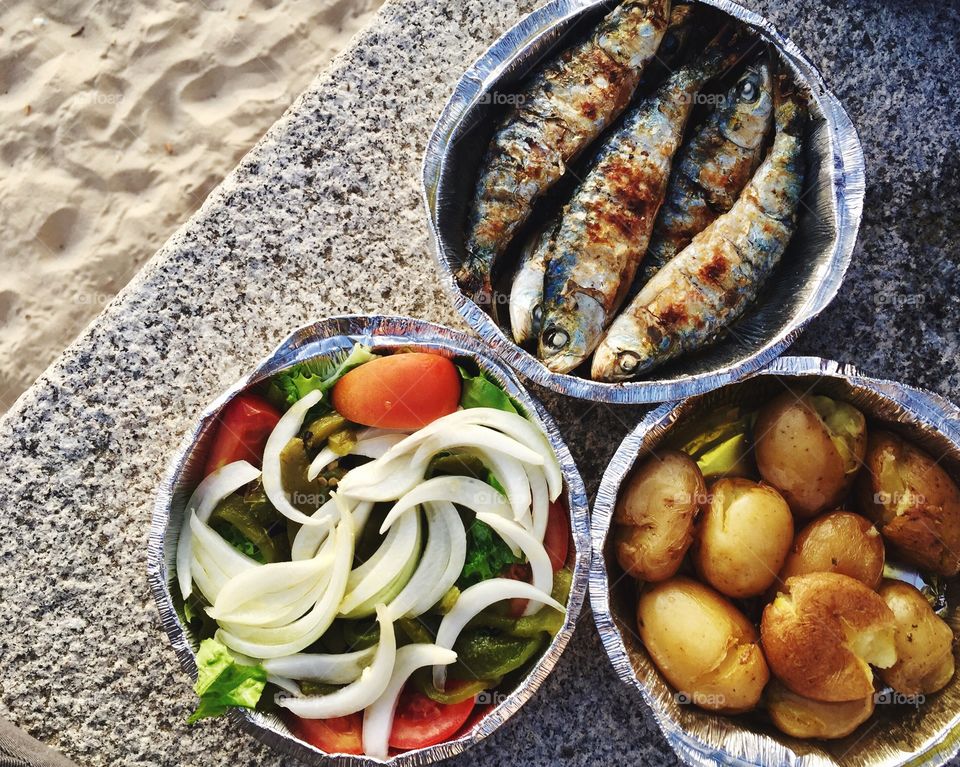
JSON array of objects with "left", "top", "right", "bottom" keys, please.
[
  {"left": 754, "top": 393, "right": 866, "bottom": 518},
  {"left": 856, "top": 431, "right": 960, "bottom": 576},
  {"left": 613, "top": 450, "right": 705, "bottom": 582},
  {"left": 878, "top": 580, "right": 955, "bottom": 695},
  {"left": 761, "top": 572, "right": 896, "bottom": 702}
]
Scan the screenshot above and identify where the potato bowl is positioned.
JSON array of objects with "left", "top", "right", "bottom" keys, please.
[
  {"left": 590, "top": 356, "right": 960, "bottom": 766},
  {"left": 147, "top": 315, "right": 590, "bottom": 765},
  {"left": 423, "top": 0, "right": 865, "bottom": 404}
]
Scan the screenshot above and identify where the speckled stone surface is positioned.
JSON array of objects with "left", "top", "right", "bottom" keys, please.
[{"left": 0, "top": 0, "right": 958, "bottom": 765}]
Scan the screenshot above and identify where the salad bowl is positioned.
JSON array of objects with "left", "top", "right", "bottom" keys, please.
[
  {"left": 590, "top": 356, "right": 960, "bottom": 767},
  {"left": 148, "top": 314, "right": 590, "bottom": 765}
]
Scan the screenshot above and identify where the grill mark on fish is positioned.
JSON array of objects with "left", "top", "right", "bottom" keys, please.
[
  {"left": 636, "top": 57, "right": 775, "bottom": 287},
  {"left": 592, "top": 75, "right": 807, "bottom": 382},
  {"left": 533, "top": 24, "right": 753, "bottom": 373},
  {"left": 457, "top": 0, "right": 672, "bottom": 306}
]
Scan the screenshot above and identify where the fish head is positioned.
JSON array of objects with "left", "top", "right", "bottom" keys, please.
[
  {"left": 538, "top": 293, "right": 606, "bottom": 374},
  {"left": 720, "top": 57, "right": 774, "bottom": 150},
  {"left": 591, "top": 318, "right": 662, "bottom": 382}
]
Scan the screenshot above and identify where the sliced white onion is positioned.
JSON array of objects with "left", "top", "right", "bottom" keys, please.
[
  {"left": 380, "top": 476, "right": 512, "bottom": 533},
  {"left": 476, "top": 512, "right": 553, "bottom": 616},
  {"left": 337, "top": 453, "right": 429, "bottom": 502},
  {"left": 433, "top": 578, "right": 563, "bottom": 689},
  {"left": 210, "top": 554, "right": 329, "bottom": 618},
  {"left": 466, "top": 447, "right": 533, "bottom": 527},
  {"left": 290, "top": 498, "right": 339, "bottom": 560},
  {"left": 339, "top": 509, "right": 421, "bottom": 617},
  {"left": 189, "top": 553, "right": 226, "bottom": 604},
  {"left": 208, "top": 545, "right": 334, "bottom": 625},
  {"left": 385, "top": 501, "right": 463, "bottom": 620},
  {"left": 261, "top": 389, "right": 329, "bottom": 526},
  {"left": 307, "top": 433, "right": 409, "bottom": 481},
  {"left": 262, "top": 646, "right": 376, "bottom": 684},
  {"left": 217, "top": 494, "right": 356, "bottom": 658},
  {"left": 525, "top": 464, "right": 550, "bottom": 543},
  {"left": 373, "top": 408, "right": 562, "bottom": 499},
  {"left": 411, "top": 424, "right": 545, "bottom": 468},
  {"left": 275, "top": 605, "right": 396, "bottom": 718},
  {"left": 362, "top": 643, "right": 458, "bottom": 758},
  {"left": 189, "top": 512, "right": 261, "bottom": 577},
  {"left": 176, "top": 460, "right": 261, "bottom": 600},
  {"left": 410, "top": 502, "right": 467, "bottom": 616}
]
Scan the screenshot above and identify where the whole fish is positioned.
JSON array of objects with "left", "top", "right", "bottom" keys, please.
[
  {"left": 636, "top": 54, "right": 774, "bottom": 287},
  {"left": 591, "top": 75, "right": 807, "bottom": 382},
  {"left": 509, "top": 3, "right": 697, "bottom": 346},
  {"left": 457, "top": 0, "right": 672, "bottom": 307},
  {"left": 534, "top": 26, "right": 752, "bottom": 374}
]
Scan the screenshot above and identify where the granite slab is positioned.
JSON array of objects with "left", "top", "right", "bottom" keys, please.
[{"left": 0, "top": 0, "right": 958, "bottom": 765}]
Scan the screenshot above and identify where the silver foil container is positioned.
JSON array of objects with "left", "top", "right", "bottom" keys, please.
[
  {"left": 422, "top": 0, "right": 865, "bottom": 404},
  {"left": 147, "top": 315, "right": 591, "bottom": 765},
  {"left": 590, "top": 355, "right": 960, "bottom": 766}
]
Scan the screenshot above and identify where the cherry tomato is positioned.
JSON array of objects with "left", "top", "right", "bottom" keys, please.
[
  {"left": 204, "top": 393, "right": 281, "bottom": 476},
  {"left": 290, "top": 712, "right": 363, "bottom": 755},
  {"left": 388, "top": 686, "right": 475, "bottom": 750},
  {"left": 331, "top": 353, "right": 461, "bottom": 429},
  {"left": 505, "top": 499, "right": 570, "bottom": 616}
]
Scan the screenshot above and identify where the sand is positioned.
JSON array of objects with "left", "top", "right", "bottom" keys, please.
[{"left": 0, "top": 0, "right": 382, "bottom": 411}]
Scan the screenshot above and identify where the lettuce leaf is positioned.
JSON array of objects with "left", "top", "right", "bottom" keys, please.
[
  {"left": 265, "top": 343, "right": 376, "bottom": 410},
  {"left": 458, "top": 519, "right": 523, "bottom": 588},
  {"left": 188, "top": 638, "right": 267, "bottom": 724},
  {"left": 457, "top": 367, "right": 519, "bottom": 414}
]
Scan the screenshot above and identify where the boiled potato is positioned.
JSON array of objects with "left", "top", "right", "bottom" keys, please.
[
  {"left": 779, "top": 511, "right": 884, "bottom": 589},
  {"left": 877, "top": 579, "right": 955, "bottom": 695},
  {"left": 614, "top": 450, "right": 705, "bottom": 582},
  {"left": 638, "top": 577, "right": 768, "bottom": 713},
  {"left": 856, "top": 431, "right": 960, "bottom": 576},
  {"left": 761, "top": 572, "right": 896, "bottom": 702},
  {"left": 766, "top": 680, "right": 874, "bottom": 740},
  {"left": 755, "top": 393, "right": 866, "bottom": 518},
  {"left": 692, "top": 478, "right": 793, "bottom": 598}
]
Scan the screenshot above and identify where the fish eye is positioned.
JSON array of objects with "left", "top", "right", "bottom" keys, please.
[
  {"left": 532, "top": 304, "right": 543, "bottom": 323},
  {"left": 543, "top": 327, "right": 569, "bottom": 351},
  {"left": 738, "top": 76, "right": 760, "bottom": 103},
  {"left": 617, "top": 351, "right": 641, "bottom": 374}
]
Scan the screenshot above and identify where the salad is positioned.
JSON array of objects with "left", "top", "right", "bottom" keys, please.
[{"left": 174, "top": 344, "right": 572, "bottom": 758}]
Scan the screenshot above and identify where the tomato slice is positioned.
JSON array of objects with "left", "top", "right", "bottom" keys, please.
[
  {"left": 543, "top": 499, "right": 571, "bottom": 571},
  {"left": 505, "top": 499, "right": 570, "bottom": 615},
  {"left": 331, "top": 352, "right": 461, "bottom": 429},
  {"left": 290, "top": 712, "right": 363, "bottom": 755},
  {"left": 388, "top": 685, "right": 475, "bottom": 750},
  {"left": 204, "top": 393, "right": 281, "bottom": 476}
]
